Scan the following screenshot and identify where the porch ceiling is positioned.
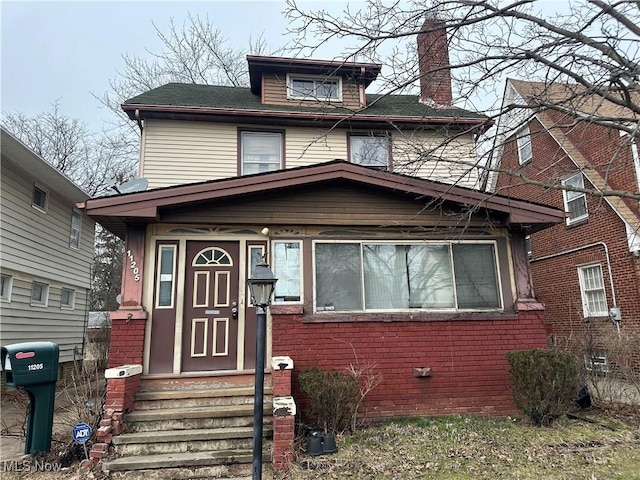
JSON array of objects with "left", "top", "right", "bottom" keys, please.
[{"left": 79, "top": 160, "right": 565, "bottom": 239}]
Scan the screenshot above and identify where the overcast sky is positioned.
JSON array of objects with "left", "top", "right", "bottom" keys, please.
[{"left": 1, "top": 0, "right": 321, "bottom": 132}]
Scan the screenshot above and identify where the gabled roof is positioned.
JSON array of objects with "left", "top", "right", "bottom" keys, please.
[
  {"left": 122, "top": 84, "right": 488, "bottom": 128},
  {"left": 80, "top": 160, "right": 564, "bottom": 239},
  {"left": 1, "top": 127, "right": 91, "bottom": 203},
  {"left": 246, "top": 55, "right": 382, "bottom": 94},
  {"left": 509, "top": 79, "right": 639, "bottom": 121}
]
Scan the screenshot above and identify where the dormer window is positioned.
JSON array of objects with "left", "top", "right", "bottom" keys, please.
[{"left": 287, "top": 74, "right": 341, "bottom": 101}]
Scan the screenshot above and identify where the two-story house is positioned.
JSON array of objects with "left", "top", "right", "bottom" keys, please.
[
  {"left": 488, "top": 79, "right": 640, "bottom": 375},
  {"left": 0, "top": 127, "right": 96, "bottom": 386},
  {"left": 79, "top": 21, "right": 565, "bottom": 477}
]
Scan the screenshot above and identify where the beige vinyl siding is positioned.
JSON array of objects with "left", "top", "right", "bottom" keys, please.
[
  {"left": 141, "top": 121, "right": 479, "bottom": 188},
  {"left": 286, "top": 128, "right": 348, "bottom": 167},
  {"left": 392, "top": 131, "right": 480, "bottom": 189},
  {"left": 263, "top": 73, "right": 361, "bottom": 110},
  {"left": 142, "top": 120, "right": 238, "bottom": 188},
  {"left": 0, "top": 274, "right": 88, "bottom": 363},
  {"left": 0, "top": 165, "right": 94, "bottom": 288}
]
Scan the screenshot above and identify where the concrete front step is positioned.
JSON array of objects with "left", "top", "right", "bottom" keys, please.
[
  {"left": 104, "top": 450, "right": 257, "bottom": 479},
  {"left": 113, "top": 426, "right": 273, "bottom": 456},
  {"left": 134, "top": 386, "right": 273, "bottom": 410},
  {"left": 126, "top": 404, "right": 271, "bottom": 432}
]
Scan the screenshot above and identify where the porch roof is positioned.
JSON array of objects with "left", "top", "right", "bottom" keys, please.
[{"left": 78, "top": 160, "right": 565, "bottom": 239}]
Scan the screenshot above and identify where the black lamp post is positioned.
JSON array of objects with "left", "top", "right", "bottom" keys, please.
[{"left": 247, "top": 261, "right": 277, "bottom": 480}]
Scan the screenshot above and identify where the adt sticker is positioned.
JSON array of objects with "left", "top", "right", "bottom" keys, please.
[{"left": 72, "top": 422, "right": 92, "bottom": 444}]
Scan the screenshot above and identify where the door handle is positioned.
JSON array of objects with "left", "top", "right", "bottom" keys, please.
[{"left": 231, "top": 301, "right": 238, "bottom": 320}]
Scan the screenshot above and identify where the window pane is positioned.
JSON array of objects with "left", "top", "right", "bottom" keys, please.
[
  {"left": 316, "top": 81, "right": 338, "bottom": 100},
  {"left": 579, "top": 265, "right": 607, "bottom": 316},
  {"left": 315, "top": 243, "right": 362, "bottom": 311},
  {"left": 33, "top": 185, "right": 47, "bottom": 210},
  {"left": 242, "top": 132, "right": 281, "bottom": 175},
  {"left": 1, "top": 275, "right": 11, "bottom": 301},
  {"left": 407, "top": 245, "right": 455, "bottom": 308},
  {"left": 61, "top": 288, "right": 74, "bottom": 308},
  {"left": 453, "top": 244, "right": 500, "bottom": 309},
  {"left": 517, "top": 127, "right": 532, "bottom": 163},
  {"left": 31, "top": 282, "right": 48, "bottom": 305},
  {"left": 273, "top": 242, "right": 301, "bottom": 302},
  {"left": 70, "top": 210, "right": 82, "bottom": 247},
  {"left": 158, "top": 246, "right": 175, "bottom": 307},
  {"left": 291, "top": 79, "right": 315, "bottom": 97},
  {"left": 350, "top": 136, "right": 389, "bottom": 167}
]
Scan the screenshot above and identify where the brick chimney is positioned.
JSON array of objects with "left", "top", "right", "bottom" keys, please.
[{"left": 417, "top": 17, "right": 453, "bottom": 107}]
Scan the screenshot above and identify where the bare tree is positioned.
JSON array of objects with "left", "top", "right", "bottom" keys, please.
[
  {"left": 97, "top": 13, "right": 273, "bottom": 134},
  {"left": 285, "top": 0, "right": 640, "bottom": 200}
]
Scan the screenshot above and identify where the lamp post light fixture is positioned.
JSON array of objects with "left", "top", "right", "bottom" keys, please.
[{"left": 247, "top": 261, "right": 277, "bottom": 480}]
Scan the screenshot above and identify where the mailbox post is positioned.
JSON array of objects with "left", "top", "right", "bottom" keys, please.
[{"left": 1, "top": 342, "right": 59, "bottom": 455}]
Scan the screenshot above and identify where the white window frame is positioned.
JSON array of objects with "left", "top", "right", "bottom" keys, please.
[
  {"left": 69, "top": 209, "right": 82, "bottom": 248},
  {"left": 562, "top": 173, "right": 588, "bottom": 224},
  {"left": 516, "top": 125, "right": 533, "bottom": 165},
  {"left": 577, "top": 263, "right": 608, "bottom": 317},
  {"left": 312, "top": 240, "right": 503, "bottom": 313},
  {"left": 240, "top": 131, "right": 283, "bottom": 175},
  {"left": 32, "top": 184, "right": 48, "bottom": 212},
  {"left": 272, "top": 240, "right": 303, "bottom": 304},
  {"left": 60, "top": 287, "right": 75, "bottom": 309},
  {"left": 31, "top": 281, "right": 49, "bottom": 307},
  {"left": 286, "top": 74, "right": 342, "bottom": 102},
  {"left": 349, "top": 134, "right": 391, "bottom": 169},
  {"left": 1, "top": 274, "right": 13, "bottom": 302}
]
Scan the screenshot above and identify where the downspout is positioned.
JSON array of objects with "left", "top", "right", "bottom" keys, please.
[
  {"left": 530, "top": 242, "right": 620, "bottom": 336},
  {"left": 135, "top": 109, "right": 143, "bottom": 134},
  {"left": 359, "top": 67, "right": 366, "bottom": 107}
]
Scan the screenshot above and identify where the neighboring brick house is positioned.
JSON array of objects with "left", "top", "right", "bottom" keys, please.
[
  {"left": 488, "top": 79, "right": 640, "bottom": 372},
  {"left": 78, "top": 21, "right": 565, "bottom": 476}
]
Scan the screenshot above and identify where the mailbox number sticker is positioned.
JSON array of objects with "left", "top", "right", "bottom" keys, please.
[{"left": 27, "top": 363, "right": 44, "bottom": 371}]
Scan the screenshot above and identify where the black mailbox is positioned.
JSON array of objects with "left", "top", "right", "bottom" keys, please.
[
  {"left": 1, "top": 341, "right": 59, "bottom": 455},
  {"left": 1, "top": 341, "right": 59, "bottom": 387}
]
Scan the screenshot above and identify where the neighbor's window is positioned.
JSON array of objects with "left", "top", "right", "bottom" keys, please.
[
  {"left": 32, "top": 184, "right": 48, "bottom": 212},
  {"left": 287, "top": 75, "right": 341, "bottom": 101},
  {"left": 272, "top": 241, "right": 302, "bottom": 303},
  {"left": 240, "top": 131, "right": 283, "bottom": 175},
  {"left": 314, "top": 241, "right": 501, "bottom": 312},
  {"left": 516, "top": 126, "right": 532, "bottom": 164},
  {"left": 349, "top": 134, "right": 390, "bottom": 169},
  {"left": 562, "top": 173, "right": 588, "bottom": 224},
  {"left": 60, "top": 287, "right": 75, "bottom": 309},
  {"left": 69, "top": 209, "right": 82, "bottom": 248},
  {"left": 31, "top": 281, "right": 49, "bottom": 306},
  {"left": 578, "top": 264, "right": 607, "bottom": 317},
  {"left": 1, "top": 274, "right": 13, "bottom": 302}
]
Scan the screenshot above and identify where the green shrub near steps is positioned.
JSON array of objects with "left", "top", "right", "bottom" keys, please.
[{"left": 506, "top": 348, "right": 580, "bottom": 426}]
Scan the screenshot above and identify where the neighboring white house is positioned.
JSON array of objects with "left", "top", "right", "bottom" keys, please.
[{"left": 0, "top": 127, "right": 96, "bottom": 380}]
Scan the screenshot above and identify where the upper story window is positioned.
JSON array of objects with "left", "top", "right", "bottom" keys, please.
[
  {"left": 240, "top": 131, "right": 283, "bottom": 175},
  {"left": 70, "top": 209, "right": 82, "bottom": 248},
  {"left": 60, "top": 287, "right": 75, "bottom": 309},
  {"left": 578, "top": 264, "right": 607, "bottom": 317},
  {"left": 516, "top": 126, "right": 532, "bottom": 165},
  {"left": 31, "top": 281, "right": 49, "bottom": 307},
  {"left": 349, "top": 134, "right": 390, "bottom": 169},
  {"left": 1, "top": 274, "right": 13, "bottom": 302},
  {"left": 32, "top": 184, "right": 48, "bottom": 212},
  {"left": 314, "top": 241, "right": 502, "bottom": 312},
  {"left": 287, "top": 74, "right": 341, "bottom": 101},
  {"left": 562, "top": 172, "right": 588, "bottom": 224}
]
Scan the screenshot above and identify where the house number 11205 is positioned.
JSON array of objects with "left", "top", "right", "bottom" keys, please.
[{"left": 126, "top": 250, "right": 141, "bottom": 282}]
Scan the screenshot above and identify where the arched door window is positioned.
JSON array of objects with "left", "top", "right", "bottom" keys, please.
[{"left": 192, "top": 247, "right": 233, "bottom": 266}]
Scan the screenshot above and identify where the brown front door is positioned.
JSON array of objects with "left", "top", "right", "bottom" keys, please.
[{"left": 182, "top": 241, "right": 240, "bottom": 372}]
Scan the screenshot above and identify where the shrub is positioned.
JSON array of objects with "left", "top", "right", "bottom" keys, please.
[
  {"left": 506, "top": 348, "right": 580, "bottom": 426},
  {"left": 299, "top": 367, "right": 359, "bottom": 433}
]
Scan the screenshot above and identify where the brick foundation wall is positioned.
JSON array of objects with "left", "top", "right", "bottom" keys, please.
[
  {"left": 272, "top": 308, "right": 547, "bottom": 422},
  {"left": 108, "top": 316, "right": 146, "bottom": 368}
]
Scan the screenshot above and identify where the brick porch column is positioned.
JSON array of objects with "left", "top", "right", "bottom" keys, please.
[{"left": 271, "top": 356, "right": 295, "bottom": 470}]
